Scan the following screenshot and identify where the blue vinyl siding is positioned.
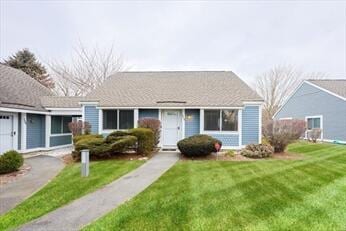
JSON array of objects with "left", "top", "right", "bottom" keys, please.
[
  {"left": 139, "top": 109, "right": 159, "bottom": 119},
  {"left": 275, "top": 82, "right": 346, "bottom": 142},
  {"left": 185, "top": 109, "right": 200, "bottom": 137},
  {"left": 206, "top": 133, "right": 239, "bottom": 147},
  {"left": 26, "top": 114, "right": 45, "bottom": 149},
  {"left": 84, "top": 105, "right": 99, "bottom": 134},
  {"left": 50, "top": 135, "right": 72, "bottom": 147},
  {"left": 242, "top": 106, "right": 260, "bottom": 145}
]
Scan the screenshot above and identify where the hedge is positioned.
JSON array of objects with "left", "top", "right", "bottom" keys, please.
[{"left": 0, "top": 150, "right": 24, "bottom": 174}]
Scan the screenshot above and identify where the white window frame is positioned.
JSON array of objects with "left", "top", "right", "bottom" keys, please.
[
  {"left": 305, "top": 115, "right": 323, "bottom": 140},
  {"left": 101, "top": 109, "right": 137, "bottom": 133},
  {"left": 50, "top": 115, "right": 73, "bottom": 136},
  {"left": 200, "top": 109, "right": 240, "bottom": 134}
]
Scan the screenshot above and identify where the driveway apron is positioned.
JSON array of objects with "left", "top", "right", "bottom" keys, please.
[{"left": 18, "top": 152, "right": 179, "bottom": 231}]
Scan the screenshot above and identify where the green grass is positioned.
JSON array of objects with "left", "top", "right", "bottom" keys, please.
[
  {"left": 0, "top": 159, "right": 143, "bottom": 230},
  {"left": 85, "top": 142, "right": 346, "bottom": 231}
]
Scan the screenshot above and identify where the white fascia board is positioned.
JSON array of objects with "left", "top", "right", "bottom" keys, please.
[
  {"left": 0, "top": 107, "right": 48, "bottom": 114},
  {"left": 49, "top": 110, "right": 82, "bottom": 115},
  {"left": 45, "top": 107, "right": 82, "bottom": 111},
  {"left": 97, "top": 106, "right": 244, "bottom": 109},
  {"left": 304, "top": 81, "right": 346, "bottom": 101},
  {"left": 242, "top": 101, "right": 264, "bottom": 105}
]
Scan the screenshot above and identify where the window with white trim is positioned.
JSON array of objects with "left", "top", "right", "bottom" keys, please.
[
  {"left": 103, "top": 109, "right": 134, "bottom": 130},
  {"left": 204, "top": 109, "right": 238, "bottom": 132},
  {"left": 51, "top": 116, "right": 72, "bottom": 134},
  {"left": 307, "top": 117, "right": 321, "bottom": 130}
]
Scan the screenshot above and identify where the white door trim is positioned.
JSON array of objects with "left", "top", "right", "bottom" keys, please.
[
  {"left": 0, "top": 112, "right": 18, "bottom": 153},
  {"left": 161, "top": 109, "right": 182, "bottom": 148}
]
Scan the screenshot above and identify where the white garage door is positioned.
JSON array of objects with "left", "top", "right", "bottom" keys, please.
[{"left": 0, "top": 114, "right": 14, "bottom": 154}]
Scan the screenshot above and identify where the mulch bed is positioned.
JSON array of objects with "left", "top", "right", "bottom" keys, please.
[
  {"left": 180, "top": 151, "right": 303, "bottom": 161},
  {"left": 0, "top": 163, "right": 31, "bottom": 185}
]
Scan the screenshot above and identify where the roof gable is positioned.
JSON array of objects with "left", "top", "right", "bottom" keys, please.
[
  {"left": 0, "top": 64, "right": 54, "bottom": 111},
  {"left": 85, "top": 71, "right": 262, "bottom": 107},
  {"left": 306, "top": 79, "right": 346, "bottom": 100}
]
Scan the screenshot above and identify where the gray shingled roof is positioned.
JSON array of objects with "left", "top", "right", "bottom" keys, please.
[
  {"left": 0, "top": 64, "right": 54, "bottom": 111},
  {"left": 41, "top": 96, "right": 84, "bottom": 108},
  {"left": 307, "top": 79, "right": 346, "bottom": 99},
  {"left": 85, "top": 71, "right": 262, "bottom": 107}
]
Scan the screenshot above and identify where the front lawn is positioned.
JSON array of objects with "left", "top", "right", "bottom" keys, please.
[
  {"left": 85, "top": 142, "right": 346, "bottom": 230},
  {"left": 0, "top": 159, "right": 144, "bottom": 230}
]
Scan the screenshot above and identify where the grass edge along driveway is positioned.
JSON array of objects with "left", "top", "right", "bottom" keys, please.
[
  {"left": 0, "top": 159, "right": 144, "bottom": 230},
  {"left": 84, "top": 142, "right": 346, "bottom": 231}
]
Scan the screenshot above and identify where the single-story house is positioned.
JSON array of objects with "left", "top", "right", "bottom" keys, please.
[
  {"left": 274, "top": 79, "right": 346, "bottom": 143},
  {"left": 0, "top": 64, "right": 82, "bottom": 154},
  {"left": 81, "top": 71, "right": 263, "bottom": 149}
]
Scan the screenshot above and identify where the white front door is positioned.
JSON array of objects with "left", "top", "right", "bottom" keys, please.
[
  {"left": 0, "top": 114, "right": 14, "bottom": 154},
  {"left": 162, "top": 110, "right": 181, "bottom": 147}
]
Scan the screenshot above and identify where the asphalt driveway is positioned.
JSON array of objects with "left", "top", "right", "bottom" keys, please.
[{"left": 0, "top": 155, "right": 64, "bottom": 215}]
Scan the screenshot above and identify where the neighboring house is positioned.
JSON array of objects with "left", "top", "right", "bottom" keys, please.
[
  {"left": 274, "top": 79, "right": 346, "bottom": 143},
  {"left": 0, "top": 64, "right": 82, "bottom": 154},
  {"left": 81, "top": 71, "right": 263, "bottom": 149}
]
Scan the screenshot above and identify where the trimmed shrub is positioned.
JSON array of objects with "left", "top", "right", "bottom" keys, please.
[
  {"left": 0, "top": 150, "right": 24, "bottom": 174},
  {"left": 177, "top": 135, "right": 222, "bottom": 157},
  {"left": 73, "top": 134, "right": 103, "bottom": 144},
  {"left": 240, "top": 144, "right": 274, "bottom": 158},
  {"left": 263, "top": 119, "right": 306, "bottom": 153},
  {"left": 307, "top": 128, "right": 322, "bottom": 143},
  {"left": 105, "top": 130, "right": 131, "bottom": 143},
  {"left": 73, "top": 136, "right": 111, "bottom": 160},
  {"left": 110, "top": 135, "right": 138, "bottom": 153},
  {"left": 129, "top": 128, "right": 154, "bottom": 155},
  {"left": 138, "top": 118, "right": 161, "bottom": 147}
]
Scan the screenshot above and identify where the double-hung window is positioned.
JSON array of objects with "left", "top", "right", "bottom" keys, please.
[
  {"left": 103, "top": 109, "right": 134, "bottom": 130},
  {"left": 307, "top": 117, "right": 321, "bottom": 130},
  {"left": 204, "top": 109, "right": 238, "bottom": 132}
]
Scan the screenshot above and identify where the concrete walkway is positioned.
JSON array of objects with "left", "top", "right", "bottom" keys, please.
[
  {"left": 0, "top": 156, "right": 64, "bottom": 215},
  {"left": 19, "top": 152, "right": 179, "bottom": 231}
]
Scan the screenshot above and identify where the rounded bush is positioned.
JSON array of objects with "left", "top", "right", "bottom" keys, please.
[
  {"left": 240, "top": 144, "right": 274, "bottom": 158},
  {"left": 0, "top": 150, "right": 24, "bottom": 174},
  {"left": 177, "top": 135, "right": 222, "bottom": 157}
]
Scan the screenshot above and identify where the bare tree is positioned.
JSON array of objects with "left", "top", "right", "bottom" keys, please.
[
  {"left": 254, "top": 65, "right": 326, "bottom": 122},
  {"left": 48, "top": 42, "right": 124, "bottom": 96}
]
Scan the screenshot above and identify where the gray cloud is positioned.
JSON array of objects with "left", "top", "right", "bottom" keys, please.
[{"left": 1, "top": 1, "right": 345, "bottom": 83}]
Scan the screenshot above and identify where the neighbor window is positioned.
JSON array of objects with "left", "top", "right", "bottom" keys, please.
[
  {"left": 307, "top": 117, "right": 321, "bottom": 130},
  {"left": 51, "top": 116, "right": 72, "bottom": 134},
  {"left": 103, "top": 110, "right": 117, "bottom": 129},
  {"left": 103, "top": 109, "right": 134, "bottom": 130},
  {"left": 204, "top": 109, "right": 238, "bottom": 132}
]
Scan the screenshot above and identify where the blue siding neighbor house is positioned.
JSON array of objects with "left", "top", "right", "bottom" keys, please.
[
  {"left": 0, "top": 65, "right": 82, "bottom": 154},
  {"left": 275, "top": 80, "right": 346, "bottom": 143},
  {"left": 81, "top": 71, "right": 263, "bottom": 149}
]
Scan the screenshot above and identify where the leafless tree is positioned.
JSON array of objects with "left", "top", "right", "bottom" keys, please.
[
  {"left": 254, "top": 65, "right": 326, "bottom": 123},
  {"left": 48, "top": 42, "right": 124, "bottom": 96}
]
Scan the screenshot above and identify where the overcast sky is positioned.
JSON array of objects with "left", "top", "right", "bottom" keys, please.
[{"left": 0, "top": 1, "right": 345, "bottom": 83}]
